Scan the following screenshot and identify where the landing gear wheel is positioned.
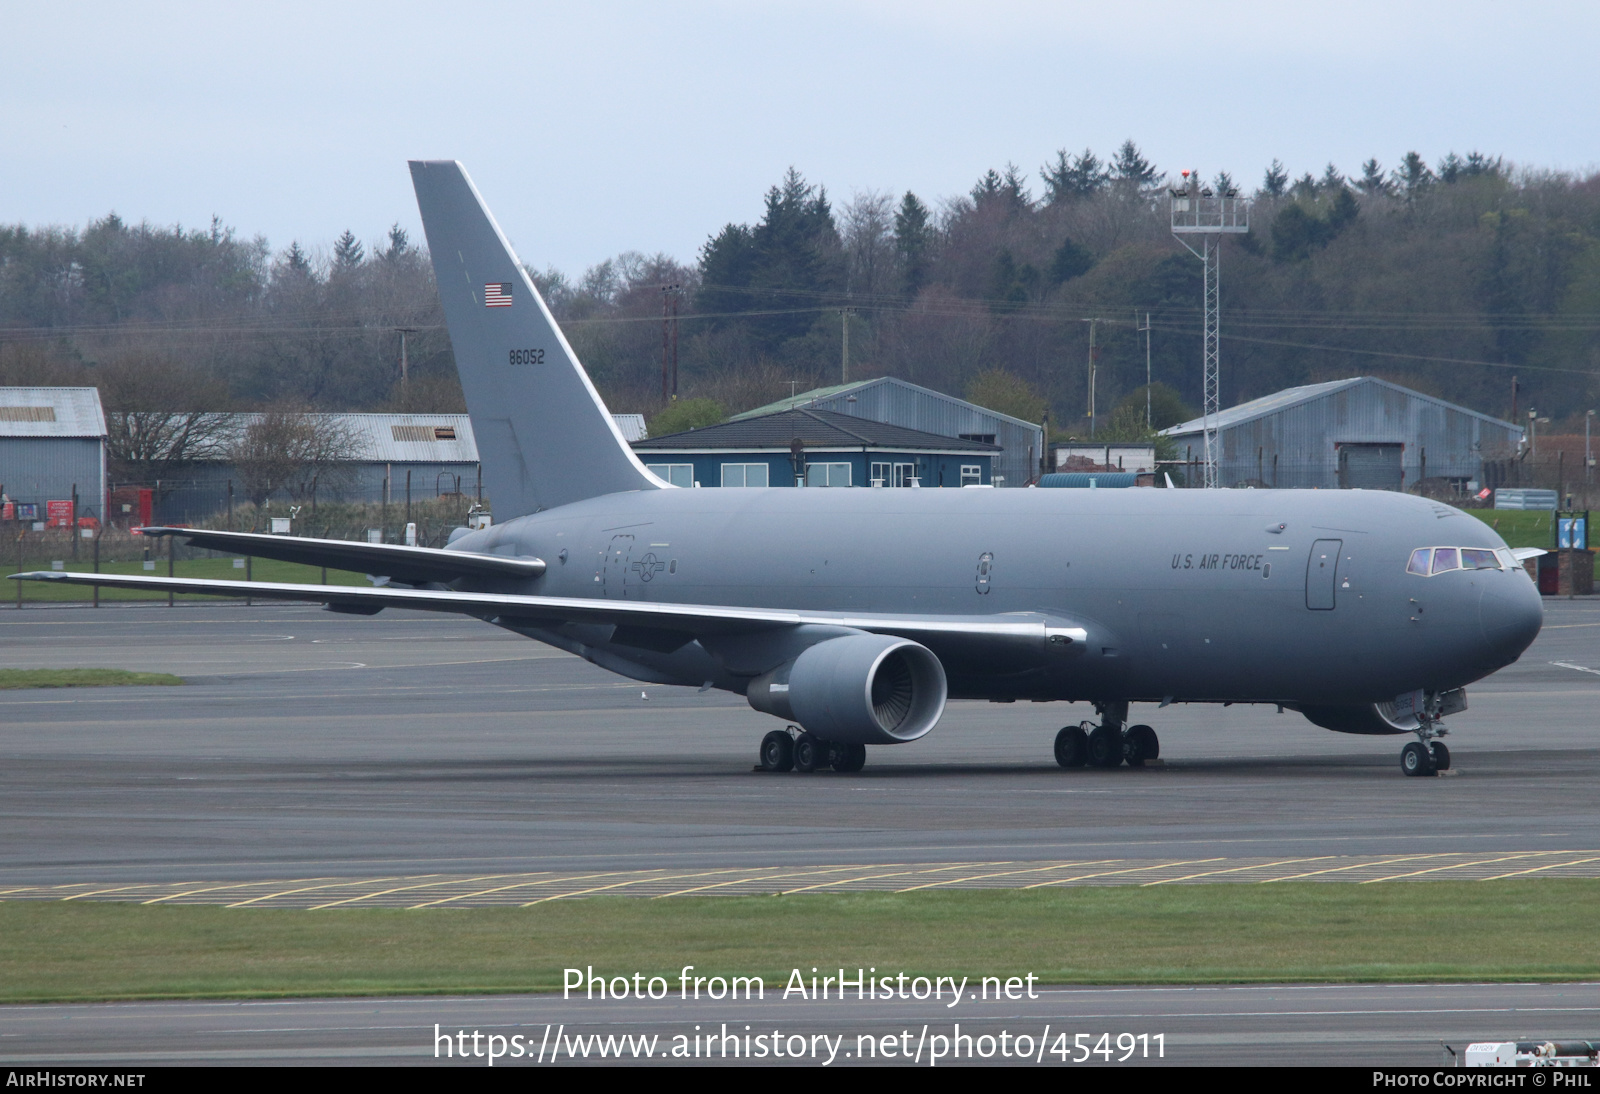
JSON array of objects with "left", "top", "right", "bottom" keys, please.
[
  {"left": 1054, "top": 725, "right": 1088, "bottom": 768},
  {"left": 759, "top": 730, "right": 794, "bottom": 772},
  {"left": 793, "top": 732, "right": 826, "bottom": 773},
  {"left": 1401, "top": 740, "right": 1436, "bottom": 777},
  {"left": 1429, "top": 741, "right": 1451, "bottom": 771},
  {"left": 830, "top": 742, "right": 866, "bottom": 773},
  {"left": 1087, "top": 725, "right": 1124, "bottom": 768},
  {"left": 1124, "top": 724, "right": 1159, "bottom": 767}
]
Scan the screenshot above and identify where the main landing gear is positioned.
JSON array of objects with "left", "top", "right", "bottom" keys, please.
[
  {"left": 1053, "top": 702, "right": 1160, "bottom": 770},
  {"left": 759, "top": 727, "right": 866, "bottom": 774}
]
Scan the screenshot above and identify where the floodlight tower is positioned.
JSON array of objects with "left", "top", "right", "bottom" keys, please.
[{"left": 1171, "top": 171, "right": 1248, "bottom": 488}]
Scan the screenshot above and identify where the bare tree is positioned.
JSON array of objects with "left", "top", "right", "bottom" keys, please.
[
  {"left": 98, "top": 351, "right": 232, "bottom": 489},
  {"left": 229, "top": 407, "right": 361, "bottom": 508},
  {"left": 840, "top": 190, "right": 896, "bottom": 299}
]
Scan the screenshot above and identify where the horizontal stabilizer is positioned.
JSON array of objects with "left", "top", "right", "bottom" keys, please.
[{"left": 137, "top": 527, "right": 544, "bottom": 585}]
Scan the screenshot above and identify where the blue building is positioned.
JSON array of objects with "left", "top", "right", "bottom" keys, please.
[
  {"left": 729, "top": 377, "right": 1044, "bottom": 487},
  {"left": 634, "top": 408, "right": 999, "bottom": 488}
]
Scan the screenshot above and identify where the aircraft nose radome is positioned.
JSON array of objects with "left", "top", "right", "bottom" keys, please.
[{"left": 1479, "top": 576, "right": 1544, "bottom": 666}]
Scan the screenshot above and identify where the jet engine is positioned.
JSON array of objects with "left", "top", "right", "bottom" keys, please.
[{"left": 745, "top": 633, "right": 948, "bottom": 745}]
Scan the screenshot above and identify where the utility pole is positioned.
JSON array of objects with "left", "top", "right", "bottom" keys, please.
[
  {"left": 840, "top": 306, "right": 853, "bottom": 384},
  {"left": 1587, "top": 409, "right": 1594, "bottom": 509},
  {"left": 1138, "top": 311, "right": 1153, "bottom": 428},
  {"left": 660, "top": 284, "right": 680, "bottom": 402},
  {"left": 1083, "top": 319, "right": 1099, "bottom": 438},
  {"left": 1171, "top": 169, "right": 1249, "bottom": 489},
  {"left": 395, "top": 328, "right": 417, "bottom": 398}
]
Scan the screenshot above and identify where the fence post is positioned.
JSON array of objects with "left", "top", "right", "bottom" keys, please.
[
  {"left": 71, "top": 484, "right": 79, "bottom": 560},
  {"left": 246, "top": 556, "right": 252, "bottom": 607},
  {"left": 227, "top": 480, "right": 233, "bottom": 532},
  {"left": 15, "top": 530, "right": 21, "bottom": 609},
  {"left": 93, "top": 528, "right": 99, "bottom": 609},
  {"left": 168, "top": 532, "right": 174, "bottom": 608}
]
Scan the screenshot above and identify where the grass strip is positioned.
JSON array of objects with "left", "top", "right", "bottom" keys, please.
[
  {"left": 0, "top": 668, "right": 183, "bottom": 689},
  {"left": 1, "top": 882, "right": 1596, "bottom": 1003}
]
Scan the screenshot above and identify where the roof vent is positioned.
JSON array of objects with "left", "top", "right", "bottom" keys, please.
[{"left": 391, "top": 425, "right": 436, "bottom": 442}]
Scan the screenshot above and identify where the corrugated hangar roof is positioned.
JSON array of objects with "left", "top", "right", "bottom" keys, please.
[
  {"left": 729, "top": 376, "right": 1042, "bottom": 431},
  {"left": 636, "top": 408, "right": 1001, "bottom": 451},
  {"left": 1162, "top": 376, "right": 1519, "bottom": 437},
  {"left": 0, "top": 387, "right": 107, "bottom": 438}
]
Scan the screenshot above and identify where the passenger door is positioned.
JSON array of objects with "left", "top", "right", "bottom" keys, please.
[{"left": 1305, "top": 539, "right": 1343, "bottom": 610}]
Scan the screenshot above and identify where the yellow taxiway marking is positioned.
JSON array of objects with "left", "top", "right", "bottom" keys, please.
[
  {"left": 310, "top": 873, "right": 541, "bottom": 910},
  {"left": 1357, "top": 852, "right": 1555, "bottom": 884},
  {"left": 60, "top": 884, "right": 169, "bottom": 901},
  {"left": 410, "top": 871, "right": 666, "bottom": 908},
  {"left": 895, "top": 860, "right": 1123, "bottom": 893},
  {"left": 1021, "top": 858, "right": 1227, "bottom": 888},
  {"left": 1261, "top": 853, "right": 1454, "bottom": 882},
  {"left": 226, "top": 875, "right": 433, "bottom": 908},
  {"left": 142, "top": 879, "right": 343, "bottom": 905},
  {"left": 778, "top": 864, "right": 987, "bottom": 895},
  {"left": 1143, "top": 856, "right": 1339, "bottom": 886},
  {"left": 1477, "top": 855, "right": 1600, "bottom": 881},
  {"left": 653, "top": 864, "right": 946, "bottom": 899},
  {"left": 521, "top": 869, "right": 748, "bottom": 906}
]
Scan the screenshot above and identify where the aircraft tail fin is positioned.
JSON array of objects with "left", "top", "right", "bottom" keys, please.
[{"left": 409, "top": 160, "right": 662, "bottom": 518}]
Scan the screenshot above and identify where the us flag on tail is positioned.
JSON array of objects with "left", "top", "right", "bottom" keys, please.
[{"left": 484, "top": 282, "right": 513, "bottom": 308}]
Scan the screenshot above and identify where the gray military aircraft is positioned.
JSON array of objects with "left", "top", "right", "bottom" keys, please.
[{"left": 16, "top": 161, "right": 1546, "bottom": 778}]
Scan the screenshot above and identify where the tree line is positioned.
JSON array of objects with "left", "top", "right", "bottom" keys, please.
[{"left": 3, "top": 140, "right": 1599, "bottom": 487}]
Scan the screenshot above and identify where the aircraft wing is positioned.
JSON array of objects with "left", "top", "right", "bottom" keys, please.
[
  {"left": 135, "top": 527, "right": 545, "bottom": 585},
  {"left": 9, "top": 571, "right": 1084, "bottom": 651}
]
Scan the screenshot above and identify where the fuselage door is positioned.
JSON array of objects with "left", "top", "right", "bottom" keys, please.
[
  {"left": 602, "top": 534, "right": 635, "bottom": 599},
  {"left": 1305, "top": 538, "right": 1343, "bottom": 610}
]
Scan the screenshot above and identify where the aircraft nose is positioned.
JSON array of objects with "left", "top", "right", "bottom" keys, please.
[{"left": 1479, "top": 572, "right": 1544, "bottom": 665}]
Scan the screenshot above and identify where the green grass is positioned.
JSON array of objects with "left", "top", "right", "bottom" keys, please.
[
  {"left": 0, "top": 669, "right": 183, "bottom": 689},
  {"left": 6, "top": 556, "right": 368, "bottom": 603},
  {"left": 2, "top": 882, "right": 1597, "bottom": 1003},
  {"left": 1467, "top": 508, "right": 1562, "bottom": 550}
]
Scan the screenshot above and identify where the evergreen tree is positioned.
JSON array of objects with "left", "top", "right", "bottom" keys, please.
[
  {"left": 332, "top": 230, "right": 364, "bottom": 270},
  {"left": 1040, "top": 148, "right": 1108, "bottom": 203},
  {"left": 1110, "top": 140, "right": 1161, "bottom": 190},
  {"left": 893, "top": 191, "right": 932, "bottom": 297},
  {"left": 1261, "top": 159, "right": 1289, "bottom": 197},
  {"left": 380, "top": 223, "right": 410, "bottom": 261},
  {"left": 283, "top": 241, "right": 311, "bottom": 275},
  {"left": 694, "top": 167, "right": 842, "bottom": 354},
  {"left": 1393, "top": 152, "right": 1434, "bottom": 199},
  {"left": 1320, "top": 163, "right": 1345, "bottom": 191},
  {"left": 1047, "top": 237, "right": 1094, "bottom": 285},
  {"left": 1356, "top": 159, "right": 1392, "bottom": 196},
  {"left": 1438, "top": 152, "right": 1465, "bottom": 184},
  {"left": 1213, "top": 171, "right": 1237, "bottom": 196},
  {"left": 1464, "top": 151, "right": 1504, "bottom": 179}
]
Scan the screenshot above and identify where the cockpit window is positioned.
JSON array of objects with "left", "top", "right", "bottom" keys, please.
[{"left": 1408, "top": 546, "right": 1509, "bottom": 575}]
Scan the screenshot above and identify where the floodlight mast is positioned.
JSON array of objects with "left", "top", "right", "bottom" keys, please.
[{"left": 1170, "top": 172, "right": 1249, "bottom": 489}]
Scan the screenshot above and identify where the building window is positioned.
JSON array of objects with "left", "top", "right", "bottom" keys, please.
[
  {"left": 646, "top": 463, "right": 694, "bottom": 487},
  {"left": 960, "top": 464, "right": 982, "bottom": 486},
  {"left": 870, "top": 462, "right": 917, "bottom": 487},
  {"left": 720, "top": 463, "right": 769, "bottom": 488},
  {"left": 805, "top": 463, "right": 852, "bottom": 488},
  {"left": 958, "top": 433, "right": 995, "bottom": 445}
]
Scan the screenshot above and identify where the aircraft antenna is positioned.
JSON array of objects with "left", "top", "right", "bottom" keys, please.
[{"left": 1171, "top": 171, "right": 1248, "bottom": 488}]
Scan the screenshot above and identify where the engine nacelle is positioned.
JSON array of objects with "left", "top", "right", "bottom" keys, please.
[{"left": 746, "top": 633, "right": 948, "bottom": 745}]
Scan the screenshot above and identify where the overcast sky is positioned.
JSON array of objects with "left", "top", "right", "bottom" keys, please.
[{"left": 5, "top": 2, "right": 1597, "bottom": 276}]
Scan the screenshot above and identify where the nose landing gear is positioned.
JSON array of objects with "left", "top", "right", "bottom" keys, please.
[{"left": 1400, "top": 695, "right": 1451, "bottom": 777}]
